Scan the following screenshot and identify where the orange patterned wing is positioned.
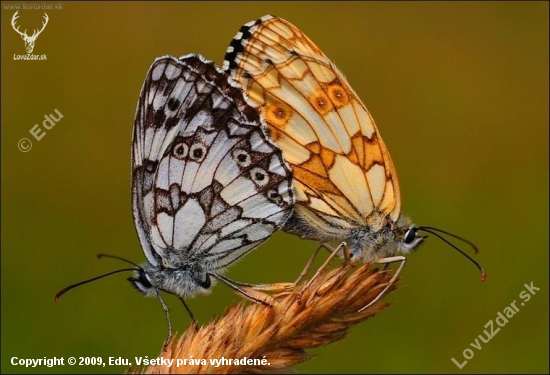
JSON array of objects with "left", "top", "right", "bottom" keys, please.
[{"left": 223, "top": 15, "right": 401, "bottom": 233}]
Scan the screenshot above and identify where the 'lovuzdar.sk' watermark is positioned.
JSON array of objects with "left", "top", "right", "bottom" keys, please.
[
  {"left": 11, "top": 10, "right": 50, "bottom": 59},
  {"left": 451, "top": 281, "right": 540, "bottom": 369}
]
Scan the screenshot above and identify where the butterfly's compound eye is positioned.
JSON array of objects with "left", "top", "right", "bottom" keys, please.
[
  {"left": 401, "top": 227, "right": 424, "bottom": 253},
  {"left": 138, "top": 270, "right": 152, "bottom": 287},
  {"left": 404, "top": 228, "right": 418, "bottom": 245},
  {"left": 200, "top": 274, "right": 211, "bottom": 290},
  {"left": 128, "top": 269, "right": 155, "bottom": 296}
]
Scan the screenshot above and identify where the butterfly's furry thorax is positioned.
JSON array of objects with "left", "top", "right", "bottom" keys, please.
[
  {"left": 346, "top": 216, "right": 425, "bottom": 262},
  {"left": 129, "top": 262, "right": 214, "bottom": 298},
  {"left": 284, "top": 212, "right": 424, "bottom": 263}
]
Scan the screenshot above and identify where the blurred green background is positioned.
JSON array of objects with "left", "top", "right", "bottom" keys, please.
[{"left": 2, "top": 2, "right": 548, "bottom": 374}]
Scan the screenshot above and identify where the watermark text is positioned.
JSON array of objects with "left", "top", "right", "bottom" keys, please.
[{"left": 451, "top": 281, "right": 540, "bottom": 369}]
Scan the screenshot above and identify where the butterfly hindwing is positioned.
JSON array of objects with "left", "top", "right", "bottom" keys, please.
[
  {"left": 132, "top": 54, "right": 294, "bottom": 273},
  {"left": 223, "top": 15, "right": 401, "bottom": 234}
]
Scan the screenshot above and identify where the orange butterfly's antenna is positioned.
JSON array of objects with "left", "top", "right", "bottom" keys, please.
[
  {"left": 418, "top": 226, "right": 486, "bottom": 282},
  {"left": 54, "top": 253, "right": 140, "bottom": 301}
]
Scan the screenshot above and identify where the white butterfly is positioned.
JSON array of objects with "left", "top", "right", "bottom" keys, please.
[
  {"left": 130, "top": 54, "right": 295, "bottom": 330},
  {"left": 56, "top": 54, "right": 295, "bottom": 339}
]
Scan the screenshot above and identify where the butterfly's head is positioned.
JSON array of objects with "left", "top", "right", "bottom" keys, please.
[
  {"left": 395, "top": 217, "right": 426, "bottom": 255},
  {"left": 54, "top": 253, "right": 157, "bottom": 302},
  {"left": 128, "top": 267, "right": 157, "bottom": 297},
  {"left": 128, "top": 263, "right": 213, "bottom": 299},
  {"left": 347, "top": 216, "right": 426, "bottom": 262},
  {"left": 388, "top": 222, "right": 486, "bottom": 281}
]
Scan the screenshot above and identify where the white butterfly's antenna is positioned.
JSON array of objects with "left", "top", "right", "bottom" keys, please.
[
  {"left": 54, "top": 267, "right": 137, "bottom": 301},
  {"left": 418, "top": 226, "right": 486, "bottom": 281},
  {"left": 96, "top": 253, "right": 141, "bottom": 267},
  {"left": 96, "top": 253, "right": 197, "bottom": 329},
  {"left": 55, "top": 253, "right": 141, "bottom": 301}
]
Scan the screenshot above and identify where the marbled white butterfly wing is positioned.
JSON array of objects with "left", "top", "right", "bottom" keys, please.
[
  {"left": 222, "top": 15, "right": 407, "bottom": 260},
  {"left": 132, "top": 54, "right": 294, "bottom": 299}
]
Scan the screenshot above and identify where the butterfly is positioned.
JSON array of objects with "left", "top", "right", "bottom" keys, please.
[
  {"left": 56, "top": 54, "right": 295, "bottom": 338},
  {"left": 223, "top": 15, "right": 485, "bottom": 311}
]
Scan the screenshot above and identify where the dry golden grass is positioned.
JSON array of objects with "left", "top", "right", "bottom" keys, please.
[{"left": 132, "top": 263, "right": 398, "bottom": 374}]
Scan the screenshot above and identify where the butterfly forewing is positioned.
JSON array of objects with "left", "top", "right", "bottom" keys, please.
[
  {"left": 132, "top": 54, "right": 294, "bottom": 278},
  {"left": 223, "top": 15, "right": 401, "bottom": 234}
]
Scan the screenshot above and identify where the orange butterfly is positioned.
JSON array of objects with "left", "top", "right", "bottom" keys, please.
[{"left": 223, "top": 15, "right": 485, "bottom": 310}]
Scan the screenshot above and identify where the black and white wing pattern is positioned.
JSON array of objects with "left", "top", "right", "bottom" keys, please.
[{"left": 131, "top": 54, "right": 294, "bottom": 297}]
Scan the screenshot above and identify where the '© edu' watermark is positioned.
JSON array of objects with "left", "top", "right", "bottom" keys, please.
[
  {"left": 451, "top": 281, "right": 540, "bottom": 369},
  {"left": 18, "top": 109, "right": 63, "bottom": 152}
]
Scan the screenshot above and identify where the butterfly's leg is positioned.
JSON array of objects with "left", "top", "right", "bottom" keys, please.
[
  {"left": 236, "top": 241, "right": 340, "bottom": 293},
  {"left": 178, "top": 297, "right": 198, "bottom": 331},
  {"left": 293, "top": 242, "right": 351, "bottom": 285},
  {"left": 341, "top": 243, "right": 352, "bottom": 263},
  {"left": 293, "top": 243, "right": 324, "bottom": 285},
  {"left": 302, "top": 242, "right": 348, "bottom": 292},
  {"left": 222, "top": 279, "right": 295, "bottom": 293},
  {"left": 357, "top": 256, "right": 406, "bottom": 313},
  {"left": 155, "top": 290, "right": 173, "bottom": 348},
  {"left": 210, "top": 273, "right": 277, "bottom": 306}
]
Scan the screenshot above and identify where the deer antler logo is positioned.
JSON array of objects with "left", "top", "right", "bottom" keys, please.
[{"left": 11, "top": 11, "right": 49, "bottom": 54}]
